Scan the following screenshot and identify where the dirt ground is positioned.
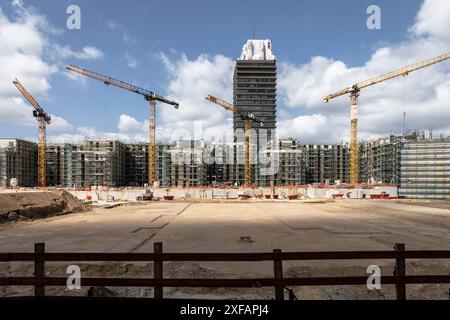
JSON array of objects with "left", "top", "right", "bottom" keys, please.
[
  {"left": 1, "top": 199, "right": 450, "bottom": 299},
  {"left": 0, "top": 191, "right": 86, "bottom": 223}
]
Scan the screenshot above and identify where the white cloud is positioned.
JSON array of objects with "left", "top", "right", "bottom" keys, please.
[
  {"left": 0, "top": 3, "right": 74, "bottom": 132},
  {"left": 48, "top": 124, "right": 147, "bottom": 144},
  {"left": 51, "top": 45, "right": 104, "bottom": 60},
  {"left": 106, "top": 19, "right": 135, "bottom": 45},
  {"left": 0, "top": 97, "right": 35, "bottom": 126},
  {"left": 49, "top": 115, "right": 73, "bottom": 131},
  {"left": 10, "top": 0, "right": 450, "bottom": 145},
  {"left": 277, "top": 0, "right": 450, "bottom": 142},
  {"left": 278, "top": 114, "right": 347, "bottom": 143},
  {"left": 150, "top": 0, "right": 450, "bottom": 144},
  {"left": 411, "top": 0, "right": 450, "bottom": 42},
  {"left": 0, "top": 0, "right": 107, "bottom": 136},
  {"left": 157, "top": 52, "right": 235, "bottom": 142},
  {"left": 0, "top": 96, "right": 72, "bottom": 131},
  {"left": 107, "top": 19, "right": 139, "bottom": 69},
  {"left": 125, "top": 53, "right": 139, "bottom": 68},
  {"left": 118, "top": 114, "right": 147, "bottom": 133},
  {"left": 48, "top": 114, "right": 149, "bottom": 144}
]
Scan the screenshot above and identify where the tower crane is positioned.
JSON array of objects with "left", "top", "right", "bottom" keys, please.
[
  {"left": 66, "top": 64, "right": 179, "bottom": 186},
  {"left": 13, "top": 79, "right": 51, "bottom": 187},
  {"left": 205, "top": 95, "right": 263, "bottom": 187},
  {"left": 324, "top": 51, "right": 450, "bottom": 185}
]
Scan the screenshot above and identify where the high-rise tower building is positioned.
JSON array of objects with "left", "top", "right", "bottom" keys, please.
[
  {"left": 233, "top": 39, "right": 277, "bottom": 138},
  {"left": 232, "top": 39, "right": 278, "bottom": 185}
]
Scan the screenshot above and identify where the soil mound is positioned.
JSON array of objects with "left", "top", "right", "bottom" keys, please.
[{"left": 0, "top": 191, "right": 86, "bottom": 223}]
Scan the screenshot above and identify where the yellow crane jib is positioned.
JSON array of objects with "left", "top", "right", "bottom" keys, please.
[
  {"left": 65, "top": 64, "right": 179, "bottom": 186},
  {"left": 13, "top": 79, "right": 51, "bottom": 188},
  {"left": 324, "top": 51, "right": 450, "bottom": 185},
  {"left": 204, "top": 95, "right": 263, "bottom": 187}
]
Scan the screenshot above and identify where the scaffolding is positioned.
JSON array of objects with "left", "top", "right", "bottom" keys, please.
[
  {"left": 399, "top": 138, "right": 450, "bottom": 199},
  {"left": 0, "top": 139, "right": 37, "bottom": 188}
]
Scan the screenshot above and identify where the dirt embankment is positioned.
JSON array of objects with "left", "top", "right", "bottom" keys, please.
[{"left": 0, "top": 191, "right": 86, "bottom": 223}]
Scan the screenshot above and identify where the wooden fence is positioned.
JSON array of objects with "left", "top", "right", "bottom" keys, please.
[{"left": 1, "top": 242, "right": 450, "bottom": 300}]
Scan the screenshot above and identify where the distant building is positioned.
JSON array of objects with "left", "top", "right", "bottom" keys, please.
[
  {"left": 204, "top": 142, "right": 235, "bottom": 186},
  {"left": 126, "top": 143, "right": 148, "bottom": 187},
  {"left": 399, "top": 137, "right": 450, "bottom": 199},
  {"left": 360, "top": 135, "right": 403, "bottom": 185},
  {"left": 0, "top": 139, "right": 37, "bottom": 188},
  {"left": 5, "top": 132, "right": 450, "bottom": 198},
  {"left": 169, "top": 140, "right": 206, "bottom": 187},
  {"left": 156, "top": 144, "right": 172, "bottom": 187},
  {"left": 303, "top": 143, "right": 350, "bottom": 185},
  {"left": 260, "top": 138, "right": 305, "bottom": 186},
  {"left": 45, "top": 140, "right": 127, "bottom": 188}
]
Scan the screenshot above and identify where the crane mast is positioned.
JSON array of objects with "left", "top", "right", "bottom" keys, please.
[
  {"left": 66, "top": 64, "right": 179, "bottom": 186},
  {"left": 324, "top": 51, "right": 450, "bottom": 185},
  {"left": 13, "top": 79, "right": 51, "bottom": 187},
  {"left": 205, "top": 95, "right": 263, "bottom": 187}
]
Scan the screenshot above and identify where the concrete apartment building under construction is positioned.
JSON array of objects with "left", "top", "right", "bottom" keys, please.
[
  {"left": 169, "top": 140, "right": 206, "bottom": 187},
  {"left": 261, "top": 138, "right": 304, "bottom": 186},
  {"left": 399, "top": 136, "right": 450, "bottom": 199},
  {"left": 2, "top": 133, "right": 450, "bottom": 199},
  {"left": 360, "top": 135, "right": 403, "bottom": 185},
  {"left": 46, "top": 140, "right": 127, "bottom": 187},
  {"left": 0, "top": 139, "right": 37, "bottom": 187},
  {"left": 304, "top": 143, "right": 350, "bottom": 185}
]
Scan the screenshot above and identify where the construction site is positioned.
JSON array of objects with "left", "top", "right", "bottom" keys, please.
[{"left": 1, "top": 38, "right": 450, "bottom": 301}]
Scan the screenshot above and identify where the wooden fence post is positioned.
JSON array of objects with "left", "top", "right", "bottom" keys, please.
[
  {"left": 273, "top": 249, "right": 284, "bottom": 300},
  {"left": 34, "top": 243, "right": 45, "bottom": 298},
  {"left": 154, "top": 242, "right": 163, "bottom": 299},
  {"left": 394, "top": 243, "right": 406, "bottom": 300}
]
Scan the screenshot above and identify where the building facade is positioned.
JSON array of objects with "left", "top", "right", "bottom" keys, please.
[
  {"left": 304, "top": 143, "right": 350, "bottom": 185},
  {"left": 126, "top": 143, "right": 148, "bottom": 187},
  {"left": 260, "top": 138, "right": 305, "bottom": 186},
  {"left": 233, "top": 39, "right": 277, "bottom": 136},
  {"left": 233, "top": 39, "right": 278, "bottom": 185},
  {"left": 0, "top": 139, "right": 37, "bottom": 187},
  {"left": 360, "top": 135, "right": 403, "bottom": 185},
  {"left": 399, "top": 138, "right": 450, "bottom": 199},
  {"left": 45, "top": 140, "right": 127, "bottom": 188},
  {"left": 169, "top": 140, "right": 206, "bottom": 187},
  {"left": 4, "top": 133, "right": 450, "bottom": 200}
]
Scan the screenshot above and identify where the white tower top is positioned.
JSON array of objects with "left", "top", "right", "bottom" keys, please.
[{"left": 239, "top": 39, "right": 276, "bottom": 61}]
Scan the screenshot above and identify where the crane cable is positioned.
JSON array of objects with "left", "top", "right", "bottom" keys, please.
[
  {"left": 402, "top": 75, "right": 407, "bottom": 137},
  {"left": 104, "top": 84, "right": 109, "bottom": 133}
]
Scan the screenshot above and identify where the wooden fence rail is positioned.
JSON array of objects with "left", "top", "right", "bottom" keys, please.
[{"left": 1, "top": 242, "right": 450, "bottom": 300}]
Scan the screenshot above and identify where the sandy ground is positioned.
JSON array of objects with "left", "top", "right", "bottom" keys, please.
[{"left": 1, "top": 199, "right": 450, "bottom": 299}]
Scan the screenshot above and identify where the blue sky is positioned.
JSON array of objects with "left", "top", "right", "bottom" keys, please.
[{"left": 1, "top": 0, "right": 449, "bottom": 144}]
